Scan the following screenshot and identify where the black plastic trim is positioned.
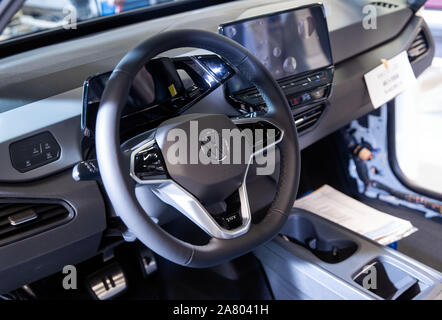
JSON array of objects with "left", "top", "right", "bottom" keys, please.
[
  {"left": 0, "top": 0, "right": 235, "bottom": 59},
  {"left": 9, "top": 131, "right": 61, "bottom": 173},
  {"left": 387, "top": 101, "right": 442, "bottom": 201}
]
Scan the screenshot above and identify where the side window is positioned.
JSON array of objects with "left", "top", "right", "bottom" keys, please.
[
  {"left": 393, "top": 5, "right": 442, "bottom": 195},
  {"left": 0, "top": 0, "right": 187, "bottom": 43}
]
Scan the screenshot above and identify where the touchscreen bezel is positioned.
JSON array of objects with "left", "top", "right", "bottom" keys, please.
[{"left": 218, "top": 3, "right": 333, "bottom": 94}]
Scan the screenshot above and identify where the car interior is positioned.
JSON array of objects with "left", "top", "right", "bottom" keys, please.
[{"left": 0, "top": 0, "right": 441, "bottom": 301}]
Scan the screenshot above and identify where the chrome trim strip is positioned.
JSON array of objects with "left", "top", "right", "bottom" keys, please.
[{"left": 8, "top": 209, "right": 38, "bottom": 226}]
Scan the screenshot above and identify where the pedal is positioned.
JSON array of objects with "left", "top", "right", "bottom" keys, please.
[{"left": 86, "top": 262, "right": 127, "bottom": 300}]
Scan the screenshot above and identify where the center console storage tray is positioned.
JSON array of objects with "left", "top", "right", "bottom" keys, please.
[{"left": 280, "top": 211, "right": 358, "bottom": 264}]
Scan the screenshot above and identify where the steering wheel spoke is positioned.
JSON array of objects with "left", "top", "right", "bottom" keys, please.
[
  {"left": 150, "top": 180, "right": 251, "bottom": 240},
  {"left": 130, "top": 140, "right": 168, "bottom": 185}
]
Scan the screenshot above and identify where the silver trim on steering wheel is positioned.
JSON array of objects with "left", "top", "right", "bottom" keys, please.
[{"left": 151, "top": 180, "right": 251, "bottom": 239}]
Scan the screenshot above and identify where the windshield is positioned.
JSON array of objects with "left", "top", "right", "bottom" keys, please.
[{"left": 0, "top": 0, "right": 184, "bottom": 42}]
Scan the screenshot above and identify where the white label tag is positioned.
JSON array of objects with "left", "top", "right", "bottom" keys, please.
[{"left": 364, "top": 51, "right": 416, "bottom": 109}]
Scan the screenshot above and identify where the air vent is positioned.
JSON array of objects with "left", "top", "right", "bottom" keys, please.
[
  {"left": 370, "top": 2, "right": 399, "bottom": 9},
  {"left": 294, "top": 105, "right": 325, "bottom": 134},
  {"left": 0, "top": 200, "right": 74, "bottom": 246},
  {"left": 408, "top": 31, "right": 429, "bottom": 62}
]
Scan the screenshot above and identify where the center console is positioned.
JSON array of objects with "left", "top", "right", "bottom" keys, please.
[
  {"left": 254, "top": 209, "right": 442, "bottom": 300},
  {"left": 219, "top": 4, "right": 334, "bottom": 134}
]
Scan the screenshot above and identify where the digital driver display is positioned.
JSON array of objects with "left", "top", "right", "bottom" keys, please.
[{"left": 219, "top": 4, "right": 333, "bottom": 93}]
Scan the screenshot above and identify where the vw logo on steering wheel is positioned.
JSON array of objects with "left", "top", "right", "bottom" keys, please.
[{"left": 200, "top": 130, "right": 229, "bottom": 162}]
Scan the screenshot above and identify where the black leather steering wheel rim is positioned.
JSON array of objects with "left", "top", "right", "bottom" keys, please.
[{"left": 95, "top": 29, "right": 300, "bottom": 268}]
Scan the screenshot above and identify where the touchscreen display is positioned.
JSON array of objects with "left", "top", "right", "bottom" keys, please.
[{"left": 219, "top": 4, "right": 332, "bottom": 93}]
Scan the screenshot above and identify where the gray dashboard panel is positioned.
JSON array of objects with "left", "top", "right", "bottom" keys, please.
[
  {"left": 0, "top": 0, "right": 413, "bottom": 112},
  {"left": 0, "top": 171, "right": 106, "bottom": 293},
  {"left": 0, "top": 1, "right": 421, "bottom": 182},
  {"left": 327, "top": 0, "right": 412, "bottom": 63},
  {"left": 299, "top": 15, "right": 434, "bottom": 150},
  {"left": 0, "top": 88, "right": 83, "bottom": 182}
]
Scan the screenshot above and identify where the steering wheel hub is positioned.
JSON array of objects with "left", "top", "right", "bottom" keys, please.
[{"left": 155, "top": 113, "right": 247, "bottom": 205}]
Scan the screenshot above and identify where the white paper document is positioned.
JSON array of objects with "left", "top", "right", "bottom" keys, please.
[
  {"left": 364, "top": 51, "right": 417, "bottom": 109},
  {"left": 294, "top": 185, "right": 417, "bottom": 245}
]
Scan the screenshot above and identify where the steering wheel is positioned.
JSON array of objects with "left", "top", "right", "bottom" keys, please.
[{"left": 95, "top": 29, "right": 300, "bottom": 268}]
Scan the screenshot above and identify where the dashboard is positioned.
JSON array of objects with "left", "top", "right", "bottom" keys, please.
[
  {"left": 82, "top": 4, "right": 334, "bottom": 144},
  {"left": 0, "top": 0, "right": 435, "bottom": 293}
]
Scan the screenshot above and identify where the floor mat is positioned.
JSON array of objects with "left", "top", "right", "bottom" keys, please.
[
  {"left": 155, "top": 254, "right": 273, "bottom": 300},
  {"left": 359, "top": 196, "right": 442, "bottom": 272},
  {"left": 157, "top": 217, "right": 274, "bottom": 300}
]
